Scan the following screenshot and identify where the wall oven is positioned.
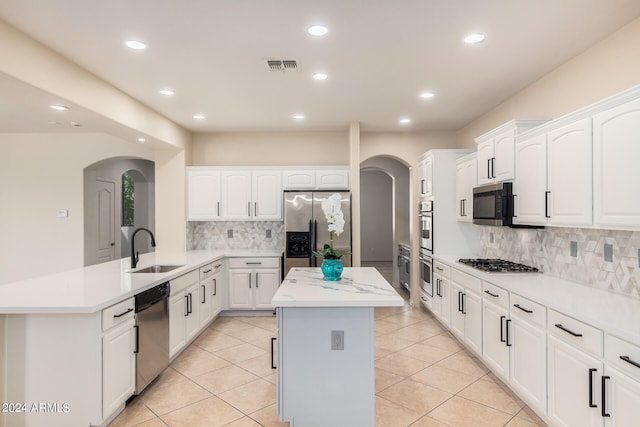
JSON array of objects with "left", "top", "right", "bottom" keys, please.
[
  {"left": 419, "top": 247, "right": 433, "bottom": 297},
  {"left": 418, "top": 200, "right": 433, "bottom": 252}
]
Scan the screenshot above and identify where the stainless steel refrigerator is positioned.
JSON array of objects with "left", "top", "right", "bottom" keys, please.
[{"left": 283, "top": 191, "right": 351, "bottom": 276}]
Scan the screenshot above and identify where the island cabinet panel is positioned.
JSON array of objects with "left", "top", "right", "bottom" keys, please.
[
  {"left": 3, "top": 313, "right": 103, "bottom": 427},
  {"left": 277, "top": 306, "right": 375, "bottom": 427}
]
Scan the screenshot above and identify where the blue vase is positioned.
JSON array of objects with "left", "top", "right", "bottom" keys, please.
[{"left": 321, "top": 258, "right": 343, "bottom": 281}]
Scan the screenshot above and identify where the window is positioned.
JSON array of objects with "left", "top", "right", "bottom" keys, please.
[{"left": 122, "top": 172, "right": 134, "bottom": 226}]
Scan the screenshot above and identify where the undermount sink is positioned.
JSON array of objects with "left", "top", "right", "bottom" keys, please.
[{"left": 131, "top": 265, "right": 184, "bottom": 274}]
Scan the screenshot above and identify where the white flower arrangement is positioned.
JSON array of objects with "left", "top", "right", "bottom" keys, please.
[{"left": 315, "top": 193, "right": 346, "bottom": 260}]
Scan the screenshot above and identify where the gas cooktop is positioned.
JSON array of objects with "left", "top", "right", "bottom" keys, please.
[{"left": 458, "top": 258, "right": 539, "bottom": 273}]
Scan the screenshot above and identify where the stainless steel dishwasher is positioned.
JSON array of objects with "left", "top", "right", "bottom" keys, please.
[{"left": 134, "top": 281, "right": 170, "bottom": 394}]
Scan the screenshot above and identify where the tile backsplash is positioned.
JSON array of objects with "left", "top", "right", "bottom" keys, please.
[
  {"left": 480, "top": 226, "right": 640, "bottom": 298},
  {"left": 187, "top": 221, "right": 284, "bottom": 251}
]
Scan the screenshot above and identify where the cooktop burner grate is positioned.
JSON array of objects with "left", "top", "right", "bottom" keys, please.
[{"left": 458, "top": 258, "right": 539, "bottom": 273}]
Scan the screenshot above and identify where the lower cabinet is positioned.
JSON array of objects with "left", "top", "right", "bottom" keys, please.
[
  {"left": 432, "top": 261, "right": 451, "bottom": 327},
  {"left": 102, "top": 316, "right": 136, "bottom": 417},
  {"left": 548, "top": 335, "right": 603, "bottom": 426},
  {"left": 169, "top": 270, "right": 200, "bottom": 358},
  {"left": 198, "top": 261, "right": 224, "bottom": 328},
  {"left": 228, "top": 257, "right": 281, "bottom": 310},
  {"left": 450, "top": 269, "right": 482, "bottom": 356}
]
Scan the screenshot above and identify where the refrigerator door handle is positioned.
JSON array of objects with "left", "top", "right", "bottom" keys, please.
[
  {"left": 308, "top": 219, "right": 314, "bottom": 267},
  {"left": 313, "top": 219, "right": 319, "bottom": 267}
]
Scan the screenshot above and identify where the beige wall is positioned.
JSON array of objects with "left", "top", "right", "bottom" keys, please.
[
  {"left": 0, "top": 133, "right": 154, "bottom": 285},
  {"left": 457, "top": 16, "right": 640, "bottom": 147},
  {"left": 192, "top": 131, "right": 349, "bottom": 166}
]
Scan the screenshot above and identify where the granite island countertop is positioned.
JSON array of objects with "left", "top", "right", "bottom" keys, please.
[{"left": 272, "top": 267, "right": 405, "bottom": 308}]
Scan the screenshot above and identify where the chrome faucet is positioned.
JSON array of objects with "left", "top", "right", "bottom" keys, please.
[{"left": 131, "top": 227, "right": 156, "bottom": 269}]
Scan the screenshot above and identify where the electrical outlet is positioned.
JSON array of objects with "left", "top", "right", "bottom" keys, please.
[
  {"left": 331, "top": 330, "right": 344, "bottom": 351},
  {"left": 489, "top": 232, "right": 494, "bottom": 244},
  {"left": 227, "top": 229, "right": 233, "bottom": 238},
  {"left": 570, "top": 241, "right": 578, "bottom": 257},
  {"left": 604, "top": 243, "right": 613, "bottom": 262},
  {"left": 266, "top": 229, "right": 272, "bottom": 238}
]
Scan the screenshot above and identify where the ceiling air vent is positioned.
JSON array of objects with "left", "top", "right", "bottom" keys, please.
[{"left": 265, "top": 59, "right": 300, "bottom": 72}]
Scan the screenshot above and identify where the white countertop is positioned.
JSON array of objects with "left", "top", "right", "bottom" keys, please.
[
  {"left": 434, "top": 254, "right": 640, "bottom": 345},
  {"left": 272, "top": 267, "right": 405, "bottom": 308},
  {"left": 0, "top": 249, "right": 283, "bottom": 315}
]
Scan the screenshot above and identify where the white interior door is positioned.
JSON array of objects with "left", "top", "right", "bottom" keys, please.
[{"left": 96, "top": 178, "right": 116, "bottom": 263}]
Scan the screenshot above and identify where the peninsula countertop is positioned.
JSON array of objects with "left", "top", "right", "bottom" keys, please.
[
  {"left": 272, "top": 267, "right": 405, "bottom": 308},
  {"left": 0, "top": 249, "right": 283, "bottom": 314}
]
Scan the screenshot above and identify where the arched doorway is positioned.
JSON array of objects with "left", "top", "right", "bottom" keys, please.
[
  {"left": 83, "top": 158, "right": 155, "bottom": 266},
  {"left": 360, "top": 156, "right": 410, "bottom": 291}
]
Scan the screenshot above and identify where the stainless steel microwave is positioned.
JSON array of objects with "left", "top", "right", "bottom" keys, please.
[{"left": 472, "top": 182, "right": 513, "bottom": 226}]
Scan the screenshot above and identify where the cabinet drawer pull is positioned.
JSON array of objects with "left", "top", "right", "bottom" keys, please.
[
  {"left": 113, "top": 307, "right": 133, "bottom": 318},
  {"left": 513, "top": 303, "right": 533, "bottom": 313},
  {"left": 213, "top": 278, "right": 217, "bottom": 296},
  {"left": 601, "top": 375, "right": 611, "bottom": 417},
  {"left": 184, "top": 295, "right": 189, "bottom": 316},
  {"left": 246, "top": 262, "right": 263, "bottom": 265},
  {"left": 545, "top": 191, "right": 551, "bottom": 218},
  {"left": 134, "top": 325, "right": 139, "bottom": 354},
  {"left": 201, "top": 284, "right": 206, "bottom": 304},
  {"left": 214, "top": 263, "right": 222, "bottom": 268},
  {"left": 505, "top": 319, "right": 512, "bottom": 347},
  {"left": 484, "top": 290, "right": 499, "bottom": 298},
  {"left": 588, "top": 368, "right": 597, "bottom": 408},
  {"left": 421, "top": 297, "right": 427, "bottom": 302},
  {"left": 620, "top": 355, "right": 640, "bottom": 369},
  {"left": 435, "top": 266, "right": 443, "bottom": 271},
  {"left": 203, "top": 269, "right": 212, "bottom": 274},
  {"left": 500, "top": 315, "right": 506, "bottom": 343},
  {"left": 554, "top": 323, "right": 583, "bottom": 337},
  {"left": 271, "top": 337, "right": 277, "bottom": 369}
]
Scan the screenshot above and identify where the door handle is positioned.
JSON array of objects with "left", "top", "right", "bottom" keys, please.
[
  {"left": 588, "top": 368, "right": 597, "bottom": 408},
  {"left": 184, "top": 295, "right": 189, "bottom": 316},
  {"left": 213, "top": 278, "right": 217, "bottom": 296},
  {"left": 601, "top": 375, "right": 611, "bottom": 417},
  {"left": 271, "top": 337, "right": 277, "bottom": 369},
  {"left": 500, "top": 315, "right": 506, "bottom": 343},
  {"left": 256, "top": 273, "right": 259, "bottom": 288},
  {"left": 255, "top": 202, "right": 258, "bottom": 216},
  {"left": 201, "top": 284, "right": 206, "bottom": 303},
  {"left": 505, "top": 319, "right": 512, "bottom": 346},
  {"left": 545, "top": 191, "right": 551, "bottom": 218}
]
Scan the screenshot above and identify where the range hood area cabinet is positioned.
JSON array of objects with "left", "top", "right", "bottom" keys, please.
[
  {"left": 475, "top": 120, "right": 549, "bottom": 186},
  {"left": 187, "top": 166, "right": 349, "bottom": 221},
  {"left": 511, "top": 85, "right": 640, "bottom": 230}
]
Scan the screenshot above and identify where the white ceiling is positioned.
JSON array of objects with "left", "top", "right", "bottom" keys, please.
[{"left": 1, "top": 0, "right": 640, "bottom": 134}]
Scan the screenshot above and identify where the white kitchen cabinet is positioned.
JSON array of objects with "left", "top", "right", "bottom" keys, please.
[
  {"left": 198, "top": 261, "right": 224, "bottom": 328},
  {"left": 228, "top": 257, "right": 281, "bottom": 310},
  {"left": 593, "top": 97, "right": 640, "bottom": 229},
  {"left": 509, "top": 294, "right": 547, "bottom": 415},
  {"left": 476, "top": 120, "right": 548, "bottom": 185},
  {"left": 432, "top": 261, "right": 451, "bottom": 326},
  {"left": 253, "top": 170, "right": 283, "bottom": 219},
  {"left": 169, "top": 270, "right": 200, "bottom": 358},
  {"left": 102, "top": 298, "right": 136, "bottom": 420},
  {"left": 450, "top": 268, "right": 482, "bottom": 356},
  {"left": 419, "top": 155, "right": 433, "bottom": 197},
  {"left": 603, "top": 365, "right": 640, "bottom": 425},
  {"left": 481, "top": 282, "right": 510, "bottom": 381},
  {"left": 282, "top": 169, "right": 316, "bottom": 189},
  {"left": 455, "top": 153, "right": 476, "bottom": 222},
  {"left": 315, "top": 168, "right": 349, "bottom": 189},
  {"left": 548, "top": 335, "right": 603, "bottom": 427},
  {"left": 187, "top": 168, "right": 222, "bottom": 220},
  {"left": 222, "top": 169, "right": 283, "bottom": 220},
  {"left": 221, "top": 170, "right": 253, "bottom": 220},
  {"left": 514, "top": 118, "right": 592, "bottom": 226}
]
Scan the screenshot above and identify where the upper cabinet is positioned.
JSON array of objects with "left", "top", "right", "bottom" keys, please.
[
  {"left": 188, "top": 166, "right": 349, "bottom": 221},
  {"left": 282, "top": 167, "right": 349, "bottom": 190},
  {"left": 187, "top": 169, "right": 222, "bottom": 220},
  {"left": 593, "top": 96, "right": 640, "bottom": 229},
  {"left": 476, "top": 120, "right": 549, "bottom": 185},
  {"left": 419, "top": 155, "right": 434, "bottom": 198},
  {"left": 455, "top": 153, "right": 477, "bottom": 222},
  {"left": 513, "top": 118, "right": 593, "bottom": 226}
]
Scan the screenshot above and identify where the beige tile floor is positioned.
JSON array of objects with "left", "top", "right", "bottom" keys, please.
[{"left": 111, "top": 266, "right": 547, "bottom": 427}]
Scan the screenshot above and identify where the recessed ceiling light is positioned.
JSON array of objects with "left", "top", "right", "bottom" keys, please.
[
  {"left": 399, "top": 118, "right": 411, "bottom": 124},
  {"left": 125, "top": 40, "right": 147, "bottom": 50},
  {"left": 193, "top": 114, "right": 206, "bottom": 120},
  {"left": 292, "top": 114, "right": 305, "bottom": 120},
  {"left": 307, "top": 25, "right": 329, "bottom": 36},
  {"left": 49, "top": 104, "right": 69, "bottom": 111},
  {"left": 159, "top": 89, "right": 175, "bottom": 96},
  {"left": 463, "top": 33, "right": 486, "bottom": 44},
  {"left": 312, "top": 73, "right": 328, "bottom": 80},
  {"left": 419, "top": 92, "right": 435, "bottom": 99},
  {"left": 137, "top": 137, "right": 146, "bottom": 143}
]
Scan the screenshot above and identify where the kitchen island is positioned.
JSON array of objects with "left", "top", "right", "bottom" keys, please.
[{"left": 272, "top": 267, "right": 404, "bottom": 427}]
